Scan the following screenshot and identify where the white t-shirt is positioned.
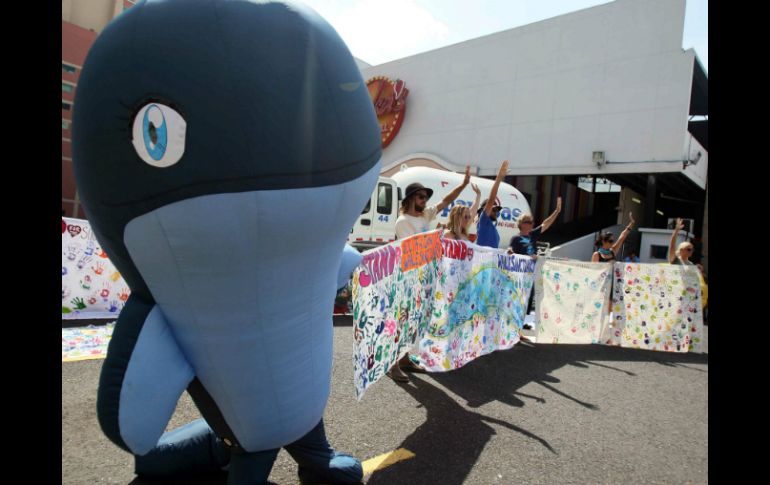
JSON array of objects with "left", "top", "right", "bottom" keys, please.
[{"left": 395, "top": 206, "right": 439, "bottom": 239}]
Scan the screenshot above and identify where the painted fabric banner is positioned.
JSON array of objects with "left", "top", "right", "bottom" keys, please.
[
  {"left": 412, "top": 240, "right": 535, "bottom": 372},
  {"left": 62, "top": 322, "right": 115, "bottom": 362},
  {"left": 62, "top": 218, "right": 130, "bottom": 319},
  {"left": 604, "top": 263, "right": 704, "bottom": 353},
  {"left": 536, "top": 259, "right": 612, "bottom": 344},
  {"left": 351, "top": 231, "right": 443, "bottom": 400},
  {"left": 351, "top": 233, "right": 536, "bottom": 399}
]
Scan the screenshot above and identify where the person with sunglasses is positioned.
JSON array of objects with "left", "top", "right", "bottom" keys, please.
[
  {"left": 507, "top": 197, "right": 562, "bottom": 259},
  {"left": 668, "top": 217, "right": 695, "bottom": 266},
  {"left": 591, "top": 212, "right": 635, "bottom": 263},
  {"left": 443, "top": 183, "right": 481, "bottom": 241},
  {"left": 389, "top": 165, "right": 471, "bottom": 383},
  {"left": 475, "top": 160, "right": 510, "bottom": 248},
  {"left": 394, "top": 165, "right": 471, "bottom": 240}
]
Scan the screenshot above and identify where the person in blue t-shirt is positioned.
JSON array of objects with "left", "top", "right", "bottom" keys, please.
[
  {"left": 475, "top": 160, "right": 509, "bottom": 248},
  {"left": 508, "top": 197, "right": 561, "bottom": 331},
  {"left": 624, "top": 251, "right": 640, "bottom": 263},
  {"left": 507, "top": 197, "right": 562, "bottom": 259}
]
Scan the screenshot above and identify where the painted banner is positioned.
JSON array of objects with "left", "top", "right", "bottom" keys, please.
[
  {"left": 62, "top": 217, "right": 130, "bottom": 319},
  {"left": 412, "top": 240, "right": 535, "bottom": 372},
  {"left": 536, "top": 259, "right": 612, "bottom": 344},
  {"left": 604, "top": 263, "right": 704, "bottom": 353},
  {"left": 62, "top": 323, "right": 115, "bottom": 362},
  {"left": 352, "top": 231, "right": 443, "bottom": 399},
  {"left": 351, "top": 232, "right": 535, "bottom": 399}
]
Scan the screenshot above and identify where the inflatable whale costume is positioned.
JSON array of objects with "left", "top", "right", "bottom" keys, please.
[{"left": 72, "top": 1, "right": 381, "bottom": 483}]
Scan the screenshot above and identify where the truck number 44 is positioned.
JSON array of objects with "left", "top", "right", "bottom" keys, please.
[{"left": 378, "top": 215, "right": 389, "bottom": 222}]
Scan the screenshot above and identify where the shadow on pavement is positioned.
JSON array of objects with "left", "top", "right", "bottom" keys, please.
[{"left": 367, "top": 340, "right": 706, "bottom": 485}]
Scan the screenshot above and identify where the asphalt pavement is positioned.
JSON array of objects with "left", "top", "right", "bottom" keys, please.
[{"left": 62, "top": 318, "right": 708, "bottom": 484}]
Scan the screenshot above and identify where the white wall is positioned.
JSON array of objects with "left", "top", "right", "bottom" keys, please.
[
  {"left": 361, "top": 0, "right": 704, "bottom": 183},
  {"left": 639, "top": 228, "right": 691, "bottom": 264}
]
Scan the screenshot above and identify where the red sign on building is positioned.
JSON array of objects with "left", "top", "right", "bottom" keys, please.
[{"left": 366, "top": 76, "right": 409, "bottom": 148}]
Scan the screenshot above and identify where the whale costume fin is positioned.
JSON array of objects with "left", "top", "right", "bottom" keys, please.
[
  {"left": 97, "top": 296, "right": 194, "bottom": 455},
  {"left": 337, "top": 244, "right": 363, "bottom": 289}
]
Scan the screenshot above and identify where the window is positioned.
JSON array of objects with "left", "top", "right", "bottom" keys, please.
[
  {"left": 62, "top": 102, "right": 72, "bottom": 111},
  {"left": 62, "top": 120, "right": 71, "bottom": 130},
  {"left": 62, "top": 82, "right": 74, "bottom": 93},
  {"left": 361, "top": 198, "right": 371, "bottom": 214},
  {"left": 62, "top": 63, "right": 76, "bottom": 74},
  {"left": 577, "top": 176, "right": 621, "bottom": 193},
  {"left": 377, "top": 183, "right": 392, "bottom": 214},
  {"left": 649, "top": 245, "right": 668, "bottom": 260}
]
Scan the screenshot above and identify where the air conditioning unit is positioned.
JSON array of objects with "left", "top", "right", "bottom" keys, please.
[
  {"left": 593, "top": 151, "right": 605, "bottom": 168},
  {"left": 667, "top": 218, "right": 695, "bottom": 234}
]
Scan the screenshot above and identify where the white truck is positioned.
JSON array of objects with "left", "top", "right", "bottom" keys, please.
[{"left": 348, "top": 166, "right": 532, "bottom": 250}]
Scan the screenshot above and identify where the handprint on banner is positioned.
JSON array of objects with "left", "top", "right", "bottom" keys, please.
[
  {"left": 62, "top": 285, "right": 71, "bottom": 300},
  {"left": 118, "top": 287, "right": 130, "bottom": 302},
  {"left": 88, "top": 293, "right": 99, "bottom": 305},
  {"left": 92, "top": 261, "right": 104, "bottom": 275},
  {"left": 84, "top": 240, "right": 96, "bottom": 256},
  {"left": 64, "top": 245, "right": 77, "bottom": 261},
  {"left": 108, "top": 300, "right": 119, "bottom": 313},
  {"left": 77, "top": 255, "right": 93, "bottom": 270},
  {"left": 109, "top": 271, "right": 121, "bottom": 282},
  {"left": 62, "top": 266, "right": 67, "bottom": 276},
  {"left": 100, "top": 283, "right": 110, "bottom": 300},
  {"left": 71, "top": 297, "right": 87, "bottom": 310},
  {"left": 80, "top": 275, "right": 92, "bottom": 290}
]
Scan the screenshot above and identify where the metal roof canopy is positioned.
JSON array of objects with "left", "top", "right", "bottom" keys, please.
[{"left": 601, "top": 172, "right": 704, "bottom": 203}]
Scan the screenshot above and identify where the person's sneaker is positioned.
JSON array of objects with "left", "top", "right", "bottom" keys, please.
[
  {"left": 386, "top": 366, "right": 409, "bottom": 383},
  {"left": 401, "top": 357, "right": 427, "bottom": 373}
]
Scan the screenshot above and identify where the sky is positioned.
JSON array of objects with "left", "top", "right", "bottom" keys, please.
[{"left": 299, "top": 0, "right": 708, "bottom": 73}]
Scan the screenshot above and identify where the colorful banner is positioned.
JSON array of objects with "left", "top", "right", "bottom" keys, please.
[
  {"left": 62, "top": 218, "right": 130, "bottom": 319},
  {"left": 351, "top": 231, "right": 443, "bottom": 400},
  {"left": 412, "top": 240, "right": 535, "bottom": 372},
  {"left": 351, "top": 232, "right": 535, "bottom": 399},
  {"left": 536, "top": 259, "right": 612, "bottom": 344},
  {"left": 62, "top": 323, "right": 115, "bottom": 362},
  {"left": 604, "top": 263, "right": 704, "bottom": 352}
]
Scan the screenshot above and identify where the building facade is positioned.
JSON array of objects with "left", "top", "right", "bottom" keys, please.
[
  {"left": 359, "top": 0, "right": 707, "bottom": 264},
  {"left": 61, "top": 0, "right": 136, "bottom": 218}
]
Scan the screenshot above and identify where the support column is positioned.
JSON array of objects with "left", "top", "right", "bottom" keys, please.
[{"left": 645, "top": 175, "right": 657, "bottom": 227}]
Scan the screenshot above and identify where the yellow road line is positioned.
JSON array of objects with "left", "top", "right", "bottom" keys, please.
[
  {"left": 363, "top": 447, "right": 415, "bottom": 476},
  {"left": 294, "top": 448, "right": 414, "bottom": 485}
]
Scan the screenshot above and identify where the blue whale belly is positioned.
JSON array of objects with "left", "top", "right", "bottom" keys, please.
[{"left": 123, "top": 165, "right": 377, "bottom": 451}]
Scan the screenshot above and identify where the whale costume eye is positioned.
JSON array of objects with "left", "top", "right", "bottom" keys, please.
[{"left": 131, "top": 103, "right": 186, "bottom": 168}]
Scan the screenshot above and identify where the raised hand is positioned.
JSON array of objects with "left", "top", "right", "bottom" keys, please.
[
  {"left": 471, "top": 183, "right": 481, "bottom": 195},
  {"left": 463, "top": 165, "right": 471, "bottom": 185},
  {"left": 499, "top": 160, "right": 509, "bottom": 176}
]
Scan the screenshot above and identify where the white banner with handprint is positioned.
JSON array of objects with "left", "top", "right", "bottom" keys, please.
[
  {"left": 62, "top": 217, "right": 130, "bottom": 319},
  {"left": 535, "top": 259, "right": 612, "bottom": 344}
]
